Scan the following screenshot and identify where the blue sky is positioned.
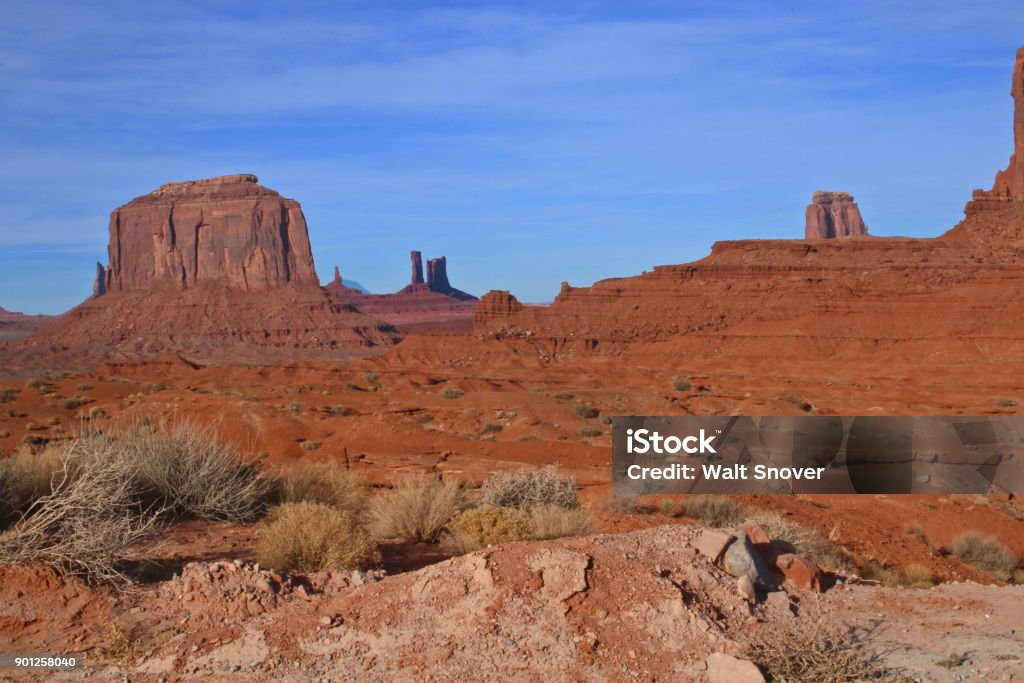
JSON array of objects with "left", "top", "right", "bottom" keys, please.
[{"left": 2, "top": 1, "right": 1023, "bottom": 313}]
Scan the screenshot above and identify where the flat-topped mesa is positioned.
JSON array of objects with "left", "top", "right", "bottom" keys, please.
[
  {"left": 966, "top": 47, "right": 1024, "bottom": 214},
  {"left": 472, "top": 290, "right": 524, "bottom": 330},
  {"left": 804, "top": 191, "right": 869, "bottom": 239},
  {"left": 104, "top": 174, "right": 318, "bottom": 292}
]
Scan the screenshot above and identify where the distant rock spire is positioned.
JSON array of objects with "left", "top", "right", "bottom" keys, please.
[
  {"left": 333, "top": 265, "right": 342, "bottom": 285},
  {"left": 92, "top": 262, "right": 106, "bottom": 298},
  {"left": 804, "top": 191, "right": 869, "bottom": 240},
  {"left": 966, "top": 47, "right": 1024, "bottom": 213},
  {"left": 411, "top": 250, "right": 424, "bottom": 285}
]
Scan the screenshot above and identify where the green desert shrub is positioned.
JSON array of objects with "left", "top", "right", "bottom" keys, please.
[
  {"left": 481, "top": 466, "right": 579, "bottom": 511},
  {"left": 256, "top": 502, "right": 379, "bottom": 572},
  {"left": 442, "top": 505, "right": 532, "bottom": 554},
  {"left": 369, "top": 475, "right": 465, "bottom": 543},
  {"left": 281, "top": 461, "right": 368, "bottom": 518},
  {"left": 951, "top": 531, "right": 1019, "bottom": 577}
]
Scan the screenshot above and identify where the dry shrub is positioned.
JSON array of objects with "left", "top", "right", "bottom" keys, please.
[
  {"left": 256, "top": 502, "right": 379, "bottom": 572},
  {"left": 1013, "top": 568, "right": 1024, "bottom": 585},
  {"left": 0, "top": 386, "right": 17, "bottom": 403},
  {"left": 580, "top": 427, "right": 602, "bottom": 437},
  {"left": 370, "top": 475, "right": 465, "bottom": 543},
  {"left": 61, "top": 396, "right": 91, "bottom": 410},
  {"left": 281, "top": 461, "right": 368, "bottom": 518},
  {"left": 951, "top": 531, "right": 1019, "bottom": 577},
  {"left": 120, "top": 421, "right": 271, "bottom": 523},
  {"left": 442, "top": 505, "right": 532, "bottom": 554},
  {"left": 902, "top": 563, "right": 935, "bottom": 589},
  {"left": 742, "top": 600, "right": 901, "bottom": 682},
  {"left": 528, "top": 505, "right": 594, "bottom": 540},
  {"left": 0, "top": 435, "right": 163, "bottom": 583},
  {"left": 671, "top": 377, "right": 692, "bottom": 392},
  {"left": 860, "top": 560, "right": 901, "bottom": 587},
  {"left": 441, "top": 388, "right": 464, "bottom": 399},
  {"left": 682, "top": 496, "right": 747, "bottom": 528},
  {"left": 753, "top": 512, "right": 853, "bottom": 572},
  {"left": 573, "top": 403, "right": 599, "bottom": 419},
  {"left": 0, "top": 446, "right": 67, "bottom": 519},
  {"left": 481, "top": 466, "right": 579, "bottom": 511},
  {"left": 606, "top": 492, "right": 642, "bottom": 514}
]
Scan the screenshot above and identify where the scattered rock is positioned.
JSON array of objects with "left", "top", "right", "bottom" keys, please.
[
  {"left": 695, "top": 529, "right": 735, "bottom": 563},
  {"left": 723, "top": 531, "right": 777, "bottom": 591},
  {"left": 706, "top": 652, "right": 766, "bottom": 683},
  {"left": 774, "top": 553, "right": 824, "bottom": 592}
]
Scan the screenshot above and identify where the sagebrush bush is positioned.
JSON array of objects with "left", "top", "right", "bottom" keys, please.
[
  {"left": 441, "top": 388, "right": 464, "bottom": 399},
  {"left": 0, "top": 435, "right": 162, "bottom": 583},
  {"left": 0, "top": 386, "right": 17, "bottom": 403},
  {"left": 481, "top": 466, "right": 579, "bottom": 511},
  {"left": 573, "top": 403, "right": 599, "bottom": 419},
  {"left": 528, "top": 505, "right": 594, "bottom": 541},
  {"left": 257, "top": 502, "right": 379, "bottom": 572},
  {"left": 951, "top": 531, "right": 1018, "bottom": 577},
  {"left": 442, "top": 505, "right": 532, "bottom": 554},
  {"left": 119, "top": 421, "right": 272, "bottom": 522},
  {"left": 580, "top": 427, "right": 602, "bottom": 437},
  {"left": 281, "top": 461, "right": 368, "bottom": 518},
  {"left": 370, "top": 475, "right": 465, "bottom": 543},
  {"left": 671, "top": 377, "right": 692, "bottom": 392},
  {"left": 682, "top": 496, "right": 747, "bottom": 528}
]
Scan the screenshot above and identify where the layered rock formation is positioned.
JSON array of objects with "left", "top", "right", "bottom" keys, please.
[
  {"left": 104, "top": 174, "right": 317, "bottom": 292},
  {"left": 473, "top": 47, "right": 1024, "bottom": 369},
  {"left": 327, "top": 250, "right": 478, "bottom": 332},
  {"left": 324, "top": 266, "right": 367, "bottom": 299},
  {"left": 966, "top": 47, "right": 1024, "bottom": 214},
  {"left": 804, "top": 191, "right": 869, "bottom": 239},
  {"left": 10, "top": 175, "right": 402, "bottom": 366}
]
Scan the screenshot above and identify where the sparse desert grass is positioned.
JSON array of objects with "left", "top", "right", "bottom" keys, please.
[
  {"left": 415, "top": 413, "right": 433, "bottom": 424},
  {"left": 753, "top": 512, "right": 852, "bottom": 572},
  {"left": 528, "top": 505, "right": 594, "bottom": 540},
  {"left": 659, "top": 499, "right": 675, "bottom": 516},
  {"left": 742, "top": 600, "right": 901, "bottom": 682},
  {"left": 996, "top": 397, "right": 1018, "bottom": 407},
  {"left": 300, "top": 440, "right": 321, "bottom": 452},
  {"left": 441, "top": 388, "right": 464, "bottom": 400},
  {"left": 517, "top": 434, "right": 538, "bottom": 441},
  {"left": 573, "top": 403, "right": 599, "bottom": 419},
  {"left": 328, "top": 405, "right": 352, "bottom": 417},
  {"left": 281, "top": 461, "right": 368, "bottom": 518},
  {"left": 256, "top": 502, "right": 379, "bottom": 572},
  {"left": 75, "top": 383, "right": 94, "bottom": 392},
  {"left": 951, "top": 531, "right": 1019, "bottom": 577},
  {"left": 1013, "top": 568, "right": 1024, "bottom": 585},
  {"left": 682, "top": 496, "right": 747, "bottom": 528},
  {"left": 441, "top": 505, "right": 532, "bottom": 554},
  {"left": 370, "top": 475, "right": 465, "bottom": 543},
  {"left": 0, "top": 446, "right": 67, "bottom": 518},
  {"left": 580, "top": 427, "right": 602, "bottom": 437},
  {"left": 497, "top": 410, "right": 517, "bottom": 420},
  {"left": 480, "top": 422, "right": 503, "bottom": 434},
  {"left": 902, "top": 563, "right": 935, "bottom": 588},
  {"left": 481, "top": 466, "right": 579, "bottom": 511},
  {"left": 605, "top": 492, "right": 642, "bottom": 514},
  {"left": 860, "top": 560, "right": 901, "bottom": 587},
  {"left": 671, "top": 376, "right": 692, "bottom": 392},
  {"left": 552, "top": 392, "right": 574, "bottom": 401},
  {"left": 0, "top": 436, "right": 163, "bottom": 583},
  {"left": 904, "top": 522, "right": 933, "bottom": 550},
  {"left": 120, "top": 421, "right": 272, "bottom": 523},
  {"left": 0, "top": 386, "right": 17, "bottom": 403}
]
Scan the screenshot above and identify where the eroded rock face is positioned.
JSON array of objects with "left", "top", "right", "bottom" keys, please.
[
  {"left": 92, "top": 262, "right": 106, "bottom": 298},
  {"left": 472, "top": 290, "right": 524, "bottom": 329},
  {"left": 105, "top": 174, "right": 317, "bottom": 292},
  {"left": 411, "top": 251, "right": 425, "bottom": 285},
  {"left": 804, "top": 191, "right": 869, "bottom": 239},
  {"left": 427, "top": 256, "right": 451, "bottom": 293},
  {"left": 966, "top": 47, "right": 1024, "bottom": 213}
]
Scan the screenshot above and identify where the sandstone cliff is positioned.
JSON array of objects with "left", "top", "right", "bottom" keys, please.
[
  {"left": 804, "top": 191, "right": 869, "bottom": 239},
  {"left": 965, "top": 47, "right": 1024, "bottom": 214},
  {"left": 105, "top": 174, "right": 317, "bottom": 292}
]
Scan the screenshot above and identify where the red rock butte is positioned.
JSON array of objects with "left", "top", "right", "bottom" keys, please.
[
  {"left": 10, "top": 174, "right": 402, "bottom": 367},
  {"left": 966, "top": 47, "right": 1024, "bottom": 213},
  {"left": 103, "top": 174, "right": 317, "bottom": 292},
  {"left": 804, "top": 191, "right": 869, "bottom": 239}
]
